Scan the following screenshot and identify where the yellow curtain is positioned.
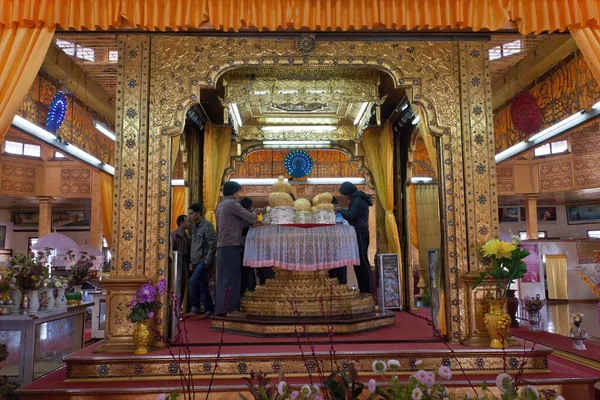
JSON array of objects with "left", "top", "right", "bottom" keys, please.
[
  {"left": 171, "top": 186, "right": 186, "bottom": 231},
  {"left": 570, "top": 27, "right": 600, "bottom": 85},
  {"left": 0, "top": 23, "right": 54, "bottom": 142},
  {"left": 417, "top": 108, "right": 438, "bottom": 179},
  {"left": 203, "top": 123, "right": 231, "bottom": 227},
  {"left": 545, "top": 254, "right": 568, "bottom": 300},
  {"left": 100, "top": 172, "right": 114, "bottom": 250},
  {"left": 409, "top": 184, "right": 418, "bottom": 249},
  {"left": 362, "top": 122, "right": 402, "bottom": 262}
]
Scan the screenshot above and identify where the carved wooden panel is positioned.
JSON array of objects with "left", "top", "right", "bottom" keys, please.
[
  {"left": 0, "top": 161, "right": 36, "bottom": 194},
  {"left": 60, "top": 167, "right": 92, "bottom": 196}
]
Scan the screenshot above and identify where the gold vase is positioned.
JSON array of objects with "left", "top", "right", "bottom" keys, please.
[
  {"left": 133, "top": 320, "right": 151, "bottom": 355},
  {"left": 484, "top": 299, "right": 512, "bottom": 349},
  {"left": 0, "top": 291, "right": 10, "bottom": 302}
]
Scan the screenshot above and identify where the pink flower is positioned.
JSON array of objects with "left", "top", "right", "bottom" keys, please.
[
  {"left": 148, "top": 312, "right": 154, "bottom": 319},
  {"left": 367, "top": 378, "right": 377, "bottom": 393},
  {"left": 290, "top": 391, "right": 299, "bottom": 400},
  {"left": 438, "top": 365, "right": 452, "bottom": 380},
  {"left": 155, "top": 394, "right": 166, "bottom": 400}
]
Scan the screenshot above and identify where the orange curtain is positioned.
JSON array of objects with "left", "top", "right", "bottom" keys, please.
[
  {"left": 100, "top": 172, "right": 114, "bottom": 249},
  {"left": 570, "top": 27, "right": 600, "bottom": 85},
  {"left": 171, "top": 186, "right": 186, "bottom": 231},
  {"left": 0, "top": 23, "right": 54, "bottom": 142},
  {"left": 409, "top": 184, "right": 419, "bottom": 249},
  {"left": 203, "top": 123, "right": 232, "bottom": 227}
]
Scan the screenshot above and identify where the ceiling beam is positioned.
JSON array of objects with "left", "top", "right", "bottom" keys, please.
[
  {"left": 41, "top": 44, "right": 116, "bottom": 123},
  {"left": 491, "top": 35, "right": 579, "bottom": 109}
]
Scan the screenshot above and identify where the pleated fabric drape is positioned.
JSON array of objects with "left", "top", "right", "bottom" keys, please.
[
  {"left": 100, "top": 172, "right": 114, "bottom": 250},
  {"left": 362, "top": 123, "right": 402, "bottom": 266},
  {"left": 171, "top": 186, "right": 186, "bottom": 232},
  {"left": 545, "top": 254, "right": 569, "bottom": 300},
  {"left": 409, "top": 184, "right": 419, "bottom": 249},
  {"left": 203, "top": 124, "right": 232, "bottom": 227},
  {"left": 416, "top": 107, "right": 438, "bottom": 179},
  {"left": 0, "top": 23, "right": 54, "bottom": 142}
]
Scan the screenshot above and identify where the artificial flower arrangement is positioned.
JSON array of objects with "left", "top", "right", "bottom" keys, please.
[
  {"left": 522, "top": 294, "right": 545, "bottom": 314},
  {"left": 10, "top": 251, "right": 50, "bottom": 292},
  {"left": 229, "top": 359, "right": 565, "bottom": 400},
  {"left": 472, "top": 238, "right": 529, "bottom": 300},
  {"left": 45, "top": 275, "right": 69, "bottom": 290},
  {"left": 128, "top": 279, "right": 167, "bottom": 322},
  {"left": 0, "top": 267, "right": 17, "bottom": 293},
  {"left": 64, "top": 250, "right": 98, "bottom": 286}
]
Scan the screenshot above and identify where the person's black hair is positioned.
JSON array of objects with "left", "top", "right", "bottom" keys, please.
[
  {"left": 331, "top": 197, "right": 339, "bottom": 205},
  {"left": 223, "top": 181, "right": 242, "bottom": 196},
  {"left": 290, "top": 192, "right": 296, "bottom": 201},
  {"left": 339, "top": 181, "right": 358, "bottom": 196},
  {"left": 188, "top": 203, "right": 205, "bottom": 215},
  {"left": 176, "top": 214, "right": 188, "bottom": 226},
  {"left": 240, "top": 197, "right": 253, "bottom": 210}
]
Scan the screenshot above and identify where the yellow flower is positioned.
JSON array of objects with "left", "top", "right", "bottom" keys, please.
[
  {"left": 31, "top": 275, "right": 37, "bottom": 280},
  {"left": 481, "top": 239, "right": 516, "bottom": 259}
]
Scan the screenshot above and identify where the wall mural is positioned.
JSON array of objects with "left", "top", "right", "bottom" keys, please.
[
  {"left": 567, "top": 204, "right": 600, "bottom": 225},
  {"left": 11, "top": 210, "right": 91, "bottom": 230},
  {"left": 494, "top": 50, "right": 600, "bottom": 155},
  {"left": 17, "top": 71, "right": 115, "bottom": 165}
]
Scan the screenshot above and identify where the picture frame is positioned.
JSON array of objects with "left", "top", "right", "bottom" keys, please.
[
  {"left": 11, "top": 211, "right": 39, "bottom": 230},
  {"left": 567, "top": 204, "right": 600, "bottom": 225},
  {"left": 0, "top": 225, "right": 5, "bottom": 249},
  {"left": 0, "top": 249, "right": 12, "bottom": 265},
  {"left": 520, "top": 207, "right": 557, "bottom": 222},
  {"left": 498, "top": 207, "right": 519, "bottom": 223},
  {"left": 52, "top": 210, "right": 91, "bottom": 230},
  {"left": 377, "top": 254, "right": 402, "bottom": 311}
]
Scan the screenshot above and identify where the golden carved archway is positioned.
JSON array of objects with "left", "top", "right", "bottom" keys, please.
[{"left": 101, "top": 35, "right": 498, "bottom": 352}]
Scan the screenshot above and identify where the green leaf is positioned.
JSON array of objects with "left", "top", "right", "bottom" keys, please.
[
  {"left": 237, "top": 394, "right": 249, "bottom": 400},
  {"left": 472, "top": 271, "right": 488, "bottom": 289}
]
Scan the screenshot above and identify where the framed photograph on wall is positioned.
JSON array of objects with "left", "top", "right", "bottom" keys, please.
[
  {"left": 520, "top": 207, "right": 557, "bottom": 222},
  {"left": 0, "top": 249, "right": 12, "bottom": 265},
  {"left": 567, "top": 204, "right": 600, "bottom": 225},
  {"left": 0, "top": 225, "right": 5, "bottom": 249},
  {"left": 11, "top": 211, "right": 39, "bottom": 230},
  {"left": 52, "top": 210, "right": 91, "bottom": 230},
  {"left": 377, "top": 254, "right": 402, "bottom": 311},
  {"left": 499, "top": 207, "right": 520, "bottom": 223}
]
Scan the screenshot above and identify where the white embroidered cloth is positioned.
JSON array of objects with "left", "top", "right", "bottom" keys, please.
[{"left": 243, "top": 225, "right": 360, "bottom": 271}]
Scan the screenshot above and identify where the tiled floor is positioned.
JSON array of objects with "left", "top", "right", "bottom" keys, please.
[{"left": 522, "top": 301, "right": 600, "bottom": 339}]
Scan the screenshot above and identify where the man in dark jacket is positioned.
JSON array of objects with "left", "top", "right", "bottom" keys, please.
[
  {"left": 334, "top": 181, "right": 373, "bottom": 295},
  {"left": 188, "top": 203, "right": 216, "bottom": 317}
]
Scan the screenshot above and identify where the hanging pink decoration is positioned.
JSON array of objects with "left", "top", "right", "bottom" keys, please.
[{"left": 510, "top": 91, "right": 542, "bottom": 135}]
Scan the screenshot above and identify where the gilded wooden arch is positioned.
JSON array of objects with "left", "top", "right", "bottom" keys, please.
[
  {"left": 222, "top": 144, "right": 376, "bottom": 190},
  {"left": 106, "top": 35, "right": 497, "bottom": 350}
]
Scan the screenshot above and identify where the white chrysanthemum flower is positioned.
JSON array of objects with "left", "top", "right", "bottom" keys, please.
[
  {"left": 415, "top": 360, "right": 423, "bottom": 365},
  {"left": 367, "top": 378, "right": 377, "bottom": 394},
  {"left": 277, "top": 380, "right": 287, "bottom": 395},
  {"left": 519, "top": 385, "right": 539, "bottom": 399},
  {"left": 495, "top": 373, "right": 513, "bottom": 393},
  {"left": 438, "top": 365, "right": 452, "bottom": 380},
  {"left": 300, "top": 384, "right": 311, "bottom": 395},
  {"left": 387, "top": 359, "right": 401, "bottom": 369},
  {"left": 372, "top": 360, "right": 386, "bottom": 373},
  {"left": 411, "top": 387, "right": 423, "bottom": 400}
]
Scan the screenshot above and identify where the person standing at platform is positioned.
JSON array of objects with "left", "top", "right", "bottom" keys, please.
[
  {"left": 216, "top": 182, "right": 263, "bottom": 317},
  {"left": 188, "top": 203, "right": 216, "bottom": 317},
  {"left": 171, "top": 215, "right": 191, "bottom": 311},
  {"left": 239, "top": 197, "right": 255, "bottom": 295},
  {"left": 334, "top": 182, "right": 373, "bottom": 296}
]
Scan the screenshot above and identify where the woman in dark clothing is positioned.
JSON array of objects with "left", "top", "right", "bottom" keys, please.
[{"left": 334, "top": 181, "right": 373, "bottom": 295}]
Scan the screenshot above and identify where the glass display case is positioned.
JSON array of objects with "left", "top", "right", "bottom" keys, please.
[{"left": 0, "top": 303, "right": 92, "bottom": 385}]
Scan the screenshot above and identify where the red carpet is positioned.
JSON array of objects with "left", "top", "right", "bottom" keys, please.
[
  {"left": 179, "top": 311, "right": 440, "bottom": 346},
  {"left": 511, "top": 327, "right": 600, "bottom": 362}
]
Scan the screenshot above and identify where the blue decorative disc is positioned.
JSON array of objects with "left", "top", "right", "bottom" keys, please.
[
  {"left": 284, "top": 150, "right": 313, "bottom": 178},
  {"left": 45, "top": 91, "right": 68, "bottom": 133}
]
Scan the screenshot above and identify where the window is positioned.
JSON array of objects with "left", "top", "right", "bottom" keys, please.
[
  {"left": 4, "top": 140, "right": 41, "bottom": 157},
  {"left": 28, "top": 237, "right": 38, "bottom": 257},
  {"left": 55, "top": 152, "right": 66, "bottom": 158},
  {"left": 518, "top": 231, "right": 547, "bottom": 240},
  {"left": 587, "top": 230, "right": 600, "bottom": 239},
  {"left": 534, "top": 140, "right": 568, "bottom": 157},
  {"left": 108, "top": 50, "right": 118, "bottom": 63},
  {"left": 56, "top": 39, "right": 95, "bottom": 62},
  {"left": 489, "top": 40, "right": 522, "bottom": 61}
]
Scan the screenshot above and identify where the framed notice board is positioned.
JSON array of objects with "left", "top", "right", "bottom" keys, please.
[{"left": 377, "top": 254, "right": 402, "bottom": 311}]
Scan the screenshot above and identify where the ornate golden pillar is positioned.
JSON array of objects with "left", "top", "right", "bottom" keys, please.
[
  {"left": 523, "top": 195, "right": 539, "bottom": 240},
  {"left": 36, "top": 196, "right": 55, "bottom": 238},
  {"left": 89, "top": 171, "right": 103, "bottom": 249},
  {"left": 454, "top": 42, "right": 502, "bottom": 345},
  {"left": 96, "top": 35, "right": 153, "bottom": 352}
]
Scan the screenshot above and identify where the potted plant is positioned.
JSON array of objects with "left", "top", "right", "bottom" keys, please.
[
  {"left": 522, "top": 294, "right": 545, "bottom": 332},
  {"left": 10, "top": 251, "right": 50, "bottom": 314},
  {"left": 64, "top": 250, "right": 97, "bottom": 304},
  {"left": 128, "top": 279, "right": 167, "bottom": 355},
  {"left": 473, "top": 238, "right": 529, "bottom": 348}
]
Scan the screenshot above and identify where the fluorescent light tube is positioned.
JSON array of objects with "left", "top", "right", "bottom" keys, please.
[
  {"left": 307, "top": 177, "right": 366, "bottom": 184},
  {"left": 528, "top": 111, "right": 585, "bottom": 142},
  {"left": 12, "top": 115, "right": 58, "bottom": 142},
  {"left": 231, "top": 104, "right": 243, "bottom": 127},
  {"left": 94, "top": 122, "right": 116, "bottom": 141},
  {"left": 353, "top": 102, "right": 369, "bottom": 125},
  {"left": 263, "top": 141, "right": 331, "bottom": 146},
  {"left": 412, "top": 115, "right": 421, "bottom": 125},
  {"left": 262, "top": 126, "right": 336, "bottom": 133},
  {"left": 171, "top": 179, "right": 185, "bottom": 186},
  {"left": 494, "top": 141, "right": 529, "bottom": 163},
  {"left": 411, "top": 177, "right": 433, "bottom": 183},
  {"left": 400, "top": 103, "right": 409, "bottom": 111},
  {"left": 230, "top": 178, "right": 283, "bottom": 185}
]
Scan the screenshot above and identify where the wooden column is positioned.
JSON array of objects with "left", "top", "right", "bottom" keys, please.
[
  {"left": 37, "top": 196, "right": 55, "bottom": 238},
  {"left": 523, "top": 195, "right": 539, "bottom": 240},
  {"left": 89, "top": 171, "right": 103, "bottom": 249}
]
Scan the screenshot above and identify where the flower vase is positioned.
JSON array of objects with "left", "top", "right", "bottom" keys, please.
[
  {"left": 484, "top": 299, "right": 512, "bottom": 349},
  {"left": 133, "top": 320, "right": 152, "bottom": 355},
  {"left": 528, "top": 309, "right": 541, "bottom": 332},
  {"left": 28, "top": 290, "right": 40, "bottom": 314},
  {"left": 55, "top": 288, "right": 67, "bottom": 308},
  {"left": 72, "top": 285, "right": 83, "bottom": 293},
  {"left": 39, "top": 289, "right": 49, "bottom": 310},
  {"left": 20, "top": 290, "right": 29, "bottom": 314},
  {"left": 45, "top": 288, "right": 55, "bottom": 310}
]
